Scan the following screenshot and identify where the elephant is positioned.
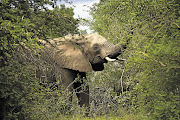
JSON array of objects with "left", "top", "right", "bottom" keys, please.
[{"left": 38, "top": 33, "right": 122, "bottom": 111}]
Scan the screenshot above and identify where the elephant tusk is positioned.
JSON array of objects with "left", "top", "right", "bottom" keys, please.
[{"left": 105, "top": 57, "right": 116, "bottom": 62}]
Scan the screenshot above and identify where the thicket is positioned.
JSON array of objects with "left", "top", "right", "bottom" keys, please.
[
  {"left": 0, "top": 0, "right": 79, "bottom": 119},
  {"left": 90, "top": 0, "right": 180, "bottom": 119}
]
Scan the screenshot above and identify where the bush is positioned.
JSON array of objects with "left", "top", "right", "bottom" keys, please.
[
  {"left": 90, "top": 0, "right": 180, "bottom": 119},
  {"left": 0, "top": 0, "right": 79, "bottom": 119}
]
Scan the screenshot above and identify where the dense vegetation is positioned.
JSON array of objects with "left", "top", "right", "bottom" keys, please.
[
  {"left": 0, "top": 0, "right": 179, "bottom": 119},
  {"left": 0, "top": 0, "right": 79, "bottom": 119},
  {"left": 90, "top": 0, "right": 180, "bottom": 119}
]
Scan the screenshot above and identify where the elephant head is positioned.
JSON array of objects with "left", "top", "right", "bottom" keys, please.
[{"left": 41, "top": 33, "right": 122, "bottom": 72}]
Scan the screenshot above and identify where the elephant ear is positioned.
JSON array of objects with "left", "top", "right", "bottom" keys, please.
[{"left": 53, "top": 41, "right": 93, "bottom": 72}]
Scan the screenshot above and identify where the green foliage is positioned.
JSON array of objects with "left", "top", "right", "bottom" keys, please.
[
  {"left": 0, "top": 0, "right": 79, "bottom": 64},
  {"left": 0, "top": 50, "right": 42, "bottom": 119},
  {"left": 0, "top": 0, "right": 79, "bottom": 119},
  {"left": 91, "top": 0, "right": 180, "bottom": 119},
  {"left": 31, "top": 4, "right": 79, "bottom": 38}
]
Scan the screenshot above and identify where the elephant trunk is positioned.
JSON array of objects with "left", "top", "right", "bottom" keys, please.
[{"left": 106, "top": 44, "right": 122, "bottom": 60}]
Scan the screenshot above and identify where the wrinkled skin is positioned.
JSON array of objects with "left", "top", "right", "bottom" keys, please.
[{"left": 39, "top": 33, "right": 122, "bottom": 111}]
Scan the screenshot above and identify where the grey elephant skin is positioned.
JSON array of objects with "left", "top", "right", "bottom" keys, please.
[{"left": 38, "top": 33, "right": 122, "bottom": 109}]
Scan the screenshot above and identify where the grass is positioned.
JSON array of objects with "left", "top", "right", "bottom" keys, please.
[{"left": 54, "top": 112, "right": 141, "bottom": 120}]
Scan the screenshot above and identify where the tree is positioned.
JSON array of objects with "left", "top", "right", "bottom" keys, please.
[
  {"left": 90, "top": 0, "right": 180, "bottom": 119},
  {"left": 0, "top": 0, "right": 79, "bottom": 119}
]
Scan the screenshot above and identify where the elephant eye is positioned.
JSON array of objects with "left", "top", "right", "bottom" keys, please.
[{"left": 93, "top": 45, "right": 99, "bottom": 50}]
